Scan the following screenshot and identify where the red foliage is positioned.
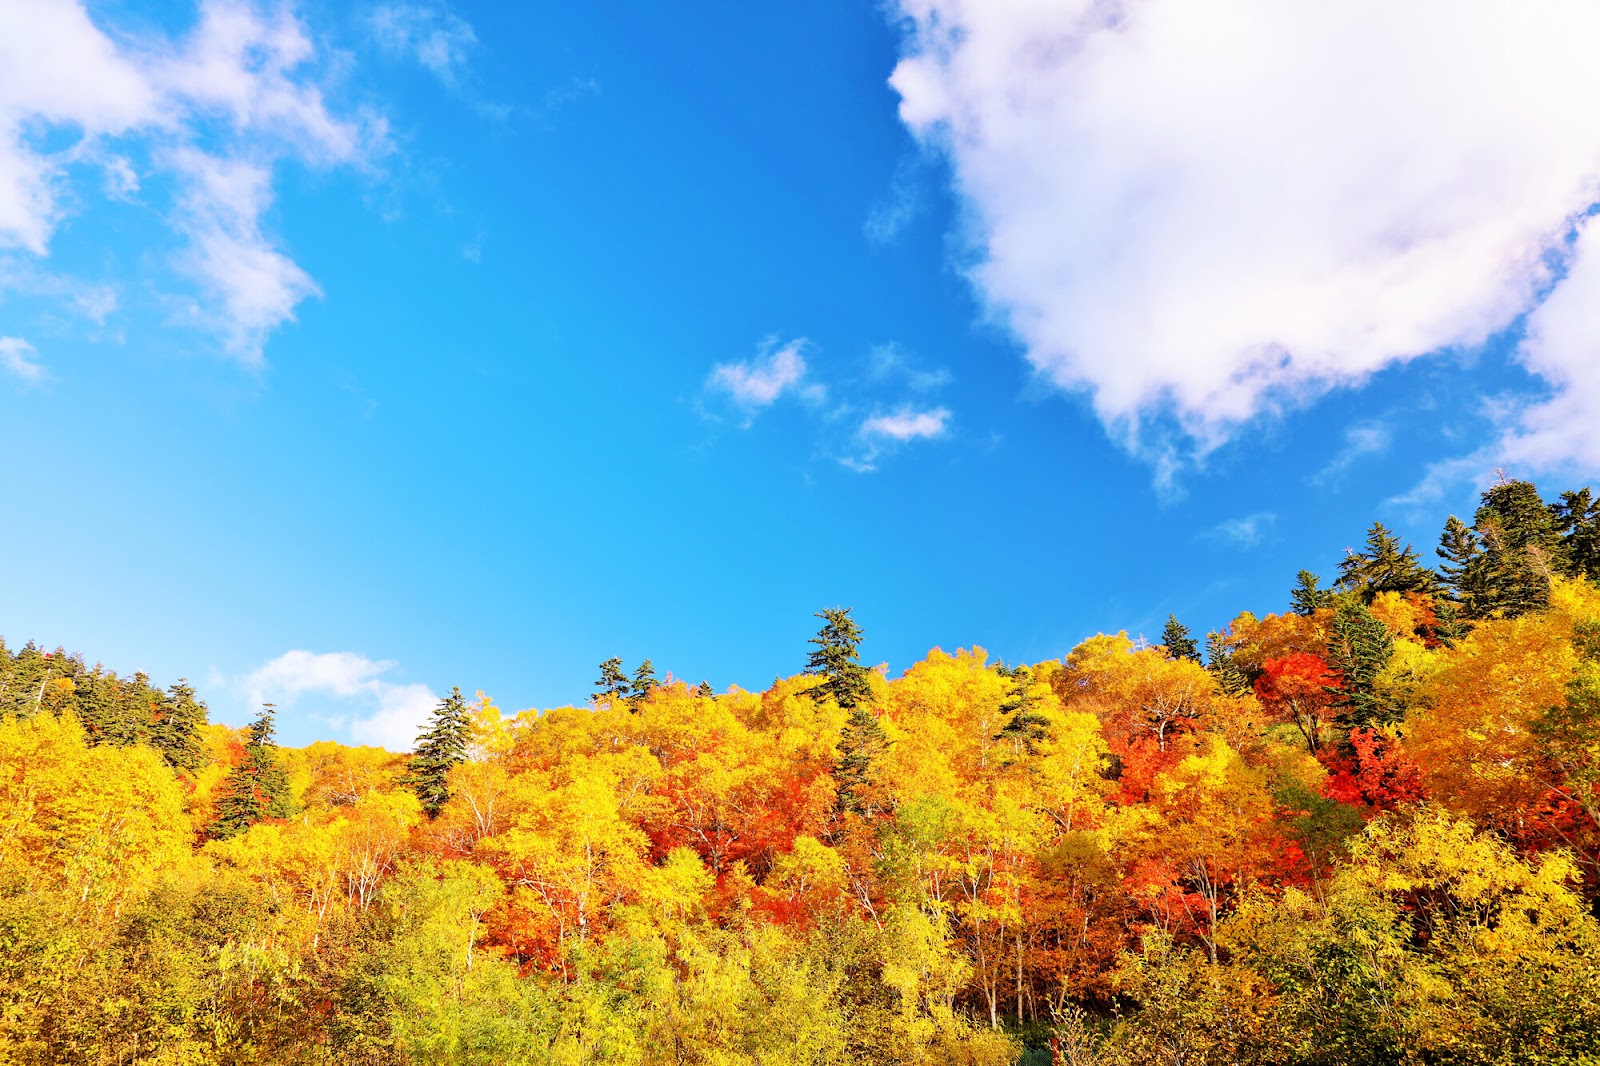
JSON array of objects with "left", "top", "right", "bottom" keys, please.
[{"left": 1319, "top": 728, "right": 1427, "bottom": 811}]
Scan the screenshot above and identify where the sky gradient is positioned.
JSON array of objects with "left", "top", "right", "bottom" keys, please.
[{"left": 3, "top": 0, "right": 1599, "bottom": 747}]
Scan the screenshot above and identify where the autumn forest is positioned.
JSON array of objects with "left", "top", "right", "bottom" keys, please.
[{"left": 5, "top": 476, "right": 1600, "bottom": 1066}]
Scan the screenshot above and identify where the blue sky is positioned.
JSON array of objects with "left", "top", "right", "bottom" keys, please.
[{"left": 3, "top": 0, "right": 1599, "bottom": 747}]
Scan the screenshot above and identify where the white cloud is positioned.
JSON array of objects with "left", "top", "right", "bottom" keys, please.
[
  {"left": 0, "top": 0, "right": 381, "bottom": 363},
  {"left": 888, "top": 1, "right": 1600, "bottom": 471},
  {"left": 1207, "top": 511, "right": 1277, "bottom": 549},
  {"left": 707, "top": 337, "right": 816, "bottom": 416},
  {"left": 370, "top": 3, "right": 478, "bottom": 89},
  {"left": 861, "top": 406, "right": 950, "bottom": 442},
  {"left": 0, "top": 337, "right": 43, "bottom": 381},
  {"left": 242, "top": 649, "right": 439, "bottom": 751},
  {"left": 1312, "top": 420, "right": 1392, "bottom": 486},
  {"left": 867, "top": 342, "right": 951, "bottom": 391}
]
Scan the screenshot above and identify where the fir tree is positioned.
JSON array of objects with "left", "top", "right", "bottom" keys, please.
[
  {"left": 994, "top": 663, "right": 1051, "bottom": 755},
  {"left": 1205, "top": 632, "right": 1251, "bottom": 697},
  {"left": 1437, "top": 515, "right": 1488, "bottom": 617},
  {"left": 629, "top": 659, "right": 658, "bottom": 710},
  {"left": 1159, "top": 615, "right": 1201, "bottom": 663},
  {"left": 1289, "top": 570, "right": 1330, "bottom": 616},
  {"left": 1325, "top": 602, "right": 1395, "bottom": 731},
  {"left": 805, "top": 608, "right": 873, "bottom": 710},
  {"left": 1552, "top": 487, "right": 1600, "bottom": 581},
  {"left": 695, "top": 680, "right": 716, "bottom": 699},
  {"left": 594, "top": 657, "right": 631, "bottom": 704},
  {"left": 1337, "top": 523, "right": 1437, "bottom": 601},
  {"left": 208, "top": 704, "right": 294, "bottom": 840},
  {"left": 1471, "top": 478, "right": 1556, "bottom": 618},
  {"left": 151, "top": 678, "right": 209, "bottom": 773},
  {"left": 401, "top": 687, "right": 473, "bottom": 818},
  {"left": 806, "top": 608, "right": 886, "bottom": 817}
]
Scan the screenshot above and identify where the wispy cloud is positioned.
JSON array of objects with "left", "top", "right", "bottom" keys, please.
[
  {"left": 241, "top": 649, "right": 439, "bottom": 751},
  {"left": 843, "top": 405, "right": 952, "bottom": 472},
  {"left": 370, "top": 2, "right": 478, "bottom": 90},
  {"left": 706, "top": 337, "right": 821, "bottom": 422},
  {"left": 0, "top": 338, "right": 44, "bottom": 382},
  {"left": 1207, "top": 512, "right": 1278, "bottom": 549},
  {"left": 864, "top": 155, "right": 928, "bottom": 245},
  {"left": 1312, "top": 421, "right": 1393, "bottom": 487},
  {"left": 867, "top": 342, "right": 951, "bottom": 391},
  {"left": 0, "top": 0, "right": 385, "bottom": 365}
]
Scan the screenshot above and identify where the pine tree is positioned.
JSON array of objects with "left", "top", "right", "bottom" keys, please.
[
  {"left": 401, "top": 687, "right": 473, "bottom": 818},
  {"left": 1205, "top": 632, "right": 1251, "bottom": 697},
  {"left": 628, "top": 659, "right": 658, "bottom": 710},
  {"left": 1289, "top": 570, "right": 1330, "bottom": 616},
  {"left": 1159, "top": 615, "right": 1201, "bottom": 663},
  {"left": 806, "top": 608, "right": 886, "bottom": 817},
  {"left": 594, "top": 657, "right": 631, "bottom": 704},
  {"left": 1437, "top": 515, "right": 1488, "bottom": 617},
  {"left": 695, "top": 680, "right": 715, "bottom": 699},
  {"left": 1337, "top": 523, "right": 1437, "bottom": 601},
  {"left": 1552, "top": 487, "right": 1600, "bottom": 581},
  {"left": 151, "top": 678, "right": 209, "bottom": 773},
  {"left": 1325, "top": 602, "right": 1395, "bottom": 731},
  {"left": 208, "top": 704, "right": 294, "bottom": 840},
  {"left": 993, "top": 663, "right": 1051, "bottom": 754},
  {"left": 1471, "top": 478, "right": 1556, "bottom": 618},
  {"left": 805, "top": 608, "right": 873, "bottom": 710}
]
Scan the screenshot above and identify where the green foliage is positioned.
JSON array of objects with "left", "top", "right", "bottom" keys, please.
[
  {"left": 1324, "top": 600, "right": 1395, "bottom": 730},
  {"left": 1160, "top": 614, "right": 1201, "bottom": 663},
  {"left": 1289, "top": 570, "right": 1329, "bottom": 616},
  {"left": 629, "top": 659, "right": 658, "bottom": 709},
  {"left": 401, "top": 686, "right": 473, "bottom": 818},
  {"left": 208, "top": 705, "right": 295, "bottom": 840},
  {"left": 594, "top": 656, "right": 630, "bottom": 703},
  {"left": 805, "top": 606, "right": 873, "bottom": 710},
  {"left": 1205, "top": 631, "right": 1251, "bottom": 697},
  {"left": 995, "top": 663, "right": 1052, "bottom": 755}
]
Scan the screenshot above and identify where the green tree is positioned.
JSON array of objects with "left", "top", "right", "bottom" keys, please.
[
  {"left": 1289, "top": 570, "right": 1330, "bottom": 616},
  {"left": 807, "top": 608, "right": 886, "bottom": 818},
  {"left": 402, "top": 687, "right": 473, "bottom": 818},
  {"left": 1337, "top": 522, "right": 1436, "bottom": 601},
  {"left": 594, "top": 657, "right": 630, "bottom": 704},
  {"left": 993, "top": 663, "right": 1050, "bottom": 755},
  {"left": 1160, "top": 615, "right": 1201, "bottom": 663},
  {"left": 1205, "top": 632, "right": 1251, "bottom": 698},
  {"left": 1437, "top": 515, "right": 1488, "bottom": 617},
  {"left": 1325, "top": 601, "right": 1395, "bottom": 730},
  {"left": 1552, "top": 487, "right": 1600, "bottom": 580},
  {"left": 1472, "top": 477, "right": 1557, "bottom": 618},
  {"left": 695, "top": 680, "right": 715, "bottom": 699},
  {"left": 207, "top": 704, "right": 294, "bottom": 840},
  {"left": 628, "top": 659, "right": 658, "bottom": 710},
  {"left": 150, "top": 678, "right": 208, "bottom": 773}
]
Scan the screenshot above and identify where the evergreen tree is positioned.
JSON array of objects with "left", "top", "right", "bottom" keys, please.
[
  {"left": 1552, "top": 487, "right": 1600, "bottom": 581},
  {"left": 1477, "top": 477, "right": 1559, "bottom": 552},
  {"left": 1159, "top": 615, "right": 1201, "bottom": 663},
  {"left": 1204, "top": 632, "right": 1250, "bottom": 697},
  {"left": 1470, "top": 478, "right": 1556, "bottom": 618},
  {"left": 695, "top": 680, "right": 716, "bottom": 699},
  {"left": 993, "top": 663, "right": 1051, "bottom": 755},
  {"left": 805, "top": 608, "right": 873, "bottom": 710},
  {"left": 208, "top": 704, "right": 294, "bottom": 840},
  {"left": 150, "top": 678, "right": 209, "bottom": 773},
  {"left": 806, "top": 608, "right": 886, "bottom": 817},
  {"left": 594, "top": 657, "right": 631, "bottom": 704},
  {"left": 1325, "top": 602, "right": 1395, "bottom": 731},
  {"left": 1289, "top": 570, "right": 1330, "bottom": 616},
  {"left": 401, "top": 687, "right": 473, "bottom": 818},
  {"left": 628, "top": 660, "right": 658, "bottom": 710},
  {"left": 1437, "top": 515, "right": 1488, "bottom": 616},
  {"left": 1337, "top": 523, "right": 1437, "bottom": 601}
]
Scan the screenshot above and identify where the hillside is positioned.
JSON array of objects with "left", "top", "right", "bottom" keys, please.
[{"left": 3, "top": 477, "right": 1600, "bottom": 1065}]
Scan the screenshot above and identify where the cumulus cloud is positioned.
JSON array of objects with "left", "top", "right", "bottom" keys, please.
[
  {"left": 370, "top": 3, "right": 478, "bottom": 89},
  {"left": 706, "top": 337, "right": 819, "bottom": 418},
  {"left": 888, "top": 1, "right": 1600, "bottom": 472},
  {"left": 0, "top": 0, "right": 381, "bottom": 363},
  {"left": 242, "top": 649, "right": 439, "bottom": 751},
  {"left": 0, "top": 337, "right": 43, "bottom": 381}
]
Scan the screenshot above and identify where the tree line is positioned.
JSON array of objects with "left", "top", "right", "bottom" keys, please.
[{"left": 3, "top": 475, "right": 1600, "bottom": 1064}]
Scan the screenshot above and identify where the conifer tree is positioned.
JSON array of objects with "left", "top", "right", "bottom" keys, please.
[
  {"left": 1337, "top": 523, "right": 1436, "bottom": 601},
  {"left": 994, "top": 663, "right": 1050, "bottom": 754},
  {"left": 151, "top": 678, "right": 209, "bottom": 773},
  {"left": 1325, "top": 602, "right": 1395, "bottom": 730},
  {"left": 1470, "top": 478, "right": 1556, "bottom": 618},
  {"left": 806, "top": 608, "right": 886, "bottom": 817},
  {"left": 401, "top": 687, "right": 473, "bottom": 818},
  {"left": 1289, "top": 570, "right": 1330, "bottom": 616},
  {"left": 628, "top": 660, "right": 658, "bottom": 710},
  {"left": 1159, "top": 615, "right": 1201, "bottom": 663},
  {"left": 594, "top": 657, "right": 631, "bottom": 704},
  {"left": 1553, "top": 488, "right": 1600, "bottom": 580},
  {"left": 695, "top": 680, "right": 715, "bottom": 699},
  {"left": 1437, "top": 515, "right": 1488, "bottom": 616},
  {"left": 1204, "top": 632, "right": 1251, "bottom": 697},
  {"left": 208, "top": 704, "right": 294, "bottom": 840}
]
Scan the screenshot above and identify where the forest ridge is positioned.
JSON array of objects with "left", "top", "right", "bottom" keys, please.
[{"left": 4, "top": 477, "right": 1600, "bottom": 1065}]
